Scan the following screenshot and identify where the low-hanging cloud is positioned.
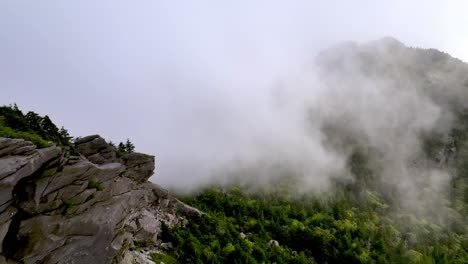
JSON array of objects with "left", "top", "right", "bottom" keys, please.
[
  {"left": 2, "top": 2, "right": 468, "bottom": 222},
  {"left": 159, "top": 38, "right": 468, "bottom": 224}
]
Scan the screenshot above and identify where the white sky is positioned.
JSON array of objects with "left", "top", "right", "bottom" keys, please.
[{"left": 1, "top": 1, "right": 467, "bottom": 188}]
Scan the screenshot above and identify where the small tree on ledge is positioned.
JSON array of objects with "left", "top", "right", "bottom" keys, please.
[
  {"left": 118, "top": 142, "right": 126, "bottom": 153},
  {"left": 117, "top": 138, "right": 135, "bottom": 156},
  {"left": 125, "top": 138, "right": 135, "bottom": 153}
]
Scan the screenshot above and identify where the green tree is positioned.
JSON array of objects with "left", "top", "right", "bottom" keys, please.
[
  {"left": 118, "top": 142, "right": 126, "bottom": 153},
  {"left": 25, "top": 111, "right": 43, "bottom": 133},
  {"left": 0, "top": 104, "right": 70, "bottom": 148},
  {"left": 59, "top": 126, "right": 72, "bottom": 145},
  {"left": 125, "top": 138, "right": 135, "bottom": 153}
]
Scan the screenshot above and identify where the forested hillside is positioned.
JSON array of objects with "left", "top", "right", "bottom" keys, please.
[
  {"left": 166, "top": 183, "right": 466, "bottom": 263},
  {"left": 160, "top": 39, "right": 468, "bottom": 263},
  {"left": 163, "top": 111, "right": 468, "bottom": 263}
]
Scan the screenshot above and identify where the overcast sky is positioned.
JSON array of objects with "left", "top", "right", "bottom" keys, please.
[{"left": 1, "top": 1, "right": 467, "bottom": 189}]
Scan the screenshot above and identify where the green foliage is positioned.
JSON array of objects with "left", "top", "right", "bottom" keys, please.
[
  {"left": 59, "top": 126, "right": 72, "bottom": 143},
  {"left": 166, "top": 185, "right": 467, "bottom": 264},
  {"left": 149, "top": 252, "right": 177, "bottom": 264},
  {"left": 165, "top": 114, "right": 468, "bottom": 264},
  {"left": 125, "top": 138, "right": 135, "bottom": 152},
  {"left": 117, "top": 138, "right": 135, "bottom": 156},
  {"left": 118, "top": 142, "right": 126, "bottom": 152},
  {"left": 59, "top": 202, "right": 75, "bottom": 215},
  {"left": 132, "top": 240, "right": 154, "bottom": 249},
  {"left": 0, "top": 104, "right": 72, "bottom": 147},
  {"left": 87, "top": 180, "right": 104, "bottom": 191},
  {"left": 0, "top": 124, "right": 52, "bottom": 148}
]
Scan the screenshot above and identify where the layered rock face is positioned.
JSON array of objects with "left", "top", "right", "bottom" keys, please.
[{"left": 0, "top": 136, "right": 202, "bottom": 264}]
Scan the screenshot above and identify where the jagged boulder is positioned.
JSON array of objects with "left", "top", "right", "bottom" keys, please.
[
  {"left": 0, "top": 136, "right": 203, "bottom": 264},
  {"left": 0, "top": 138, "right": 61, "bottom": 213},
  {"left": 75, "top": 134, "right": 119, "bottom": 164},
  {"left": 121, "top": 153, "right": 155, "bottom": 183}
]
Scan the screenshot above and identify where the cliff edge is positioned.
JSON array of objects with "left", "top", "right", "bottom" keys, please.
[{"left": 0, "top": 135, "right": 202, "bottom": 264}]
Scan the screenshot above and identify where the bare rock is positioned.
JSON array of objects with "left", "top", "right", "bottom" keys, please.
[
  {"left": 120, "top": 251, "right": 154, "bottom": 264},
  {"left": 121, "top": 153, "right": 155, "bottom": 183},
  {"left": 0, "top": 139, "right": 36, "bottom": 158},
  {"left": 75, "top": 135, "right": 118, "bottom": 164},
  {"left": 74, "top": 135, "right": 101, "bottom": 145},
  {"left": 0, "top": 145, "right": 61, "bottom": 212},
  {"left": 174, "top": 199, "right": 205, "bottom": 219},
  {"left": 0, "top": 136, "right": 202, "bottom": 264},
  {"left": 0, "top": 207, "right": 17, "bottom": 251},
  {"left": 267, "top": 240, "right": 280, "bottom": 247}
]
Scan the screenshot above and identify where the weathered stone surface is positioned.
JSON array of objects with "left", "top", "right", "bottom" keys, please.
[
  {"left": 135, "top": 209, "right": 160, "bottom": 241},
  {"left": 121, "top": 153, "right": 155, "bottom": 183},
  {"left": 75, "top": 135, "right": 118, "bottom": 164},
  {"left": 12, "top": 145, "right": 36, "bottom": 156},
  {"left": 0, "top": 139, "right": 35, "bottom": 158},
  {"left": 0, "top": 136, "right": 203, "bottom": 264},
  {"left": 121, "top": 251, "right": 154, "bottom": 264},
  {"left": 74, "top": 134, "right": 101, "bottom": 145},
  {"left": 15, "top": 193, "right": 139, "bottom": 264},
  {"left": 174, "top": 199, "right": 205, "bottom": 219},
  {"left": 17, "top": 161, "right": 123, "bottom": 216},
  {"left": 0, "top": 145, "right": 61, "bottom": 212},
  {"left": 151, "top": 183, "right": 170, "bottom": 198},
  {"left": 0, "top": 137, "right": 13, "bottom": 149}
]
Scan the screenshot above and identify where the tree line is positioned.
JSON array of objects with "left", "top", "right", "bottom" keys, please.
[{"left": 0, "top": 104, "right": 71, "bottom": 147}]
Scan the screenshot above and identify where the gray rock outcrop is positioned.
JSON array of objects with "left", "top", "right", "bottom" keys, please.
[
  {"left": 74, "top": 135, "right": 119, "bottom": 164},
  {"left": 0, "top": 135, "right": 203, "bottom": 264}
]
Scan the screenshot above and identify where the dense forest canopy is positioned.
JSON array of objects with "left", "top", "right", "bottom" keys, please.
[{"left": 161, "top": 108, "right": 468, "bottom": 263}]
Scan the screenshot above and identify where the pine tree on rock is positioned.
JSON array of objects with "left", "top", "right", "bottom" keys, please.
[
  {"left": 125, "top": 138, "right": 135, "bottom": 153},
  {"left": 118, "top": 142, "right": 126, "bottom": 153},
  {"left": 59, "top": 126, "right": 72, "bottom": 145}
]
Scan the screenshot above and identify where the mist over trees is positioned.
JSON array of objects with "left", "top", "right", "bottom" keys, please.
[
  {"left": 159, "top": 39, "right": 468, "bottom": 263},
  {"left": 1, "top": 38, "right": 467, "bottom": 263}
]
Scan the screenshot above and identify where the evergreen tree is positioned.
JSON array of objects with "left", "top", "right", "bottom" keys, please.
[
  {"left": 12, "top": 103, "right": 19, "bottom": 112},
  {"left": 0, "top": 104, "right": 27, "bottom": 131},
  {"left": 0, "top": 104, "right": 67, "bottom": 148},
  {"left": 59, "top": 126, "right": 72, "bottom": 145},
  {"left": 40, "top": 115, "right": 61, "bottom": 143},
  {"left": 25, "top": 111, "right": 43, "bottom": 133},
  {"left": 125, "top": 138, "right": 135, "bottom": 153},
  {"left": 118, "top": 142, "right": 126, "bottom": 153}
]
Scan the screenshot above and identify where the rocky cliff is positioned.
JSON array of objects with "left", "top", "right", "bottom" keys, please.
[{"left": 0, "top": 135, "right": 203, "bottom": 264}]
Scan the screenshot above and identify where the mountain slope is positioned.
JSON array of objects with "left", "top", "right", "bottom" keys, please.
[{"left": 164, "top": 38, "right": 468, "bottom": 263}]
